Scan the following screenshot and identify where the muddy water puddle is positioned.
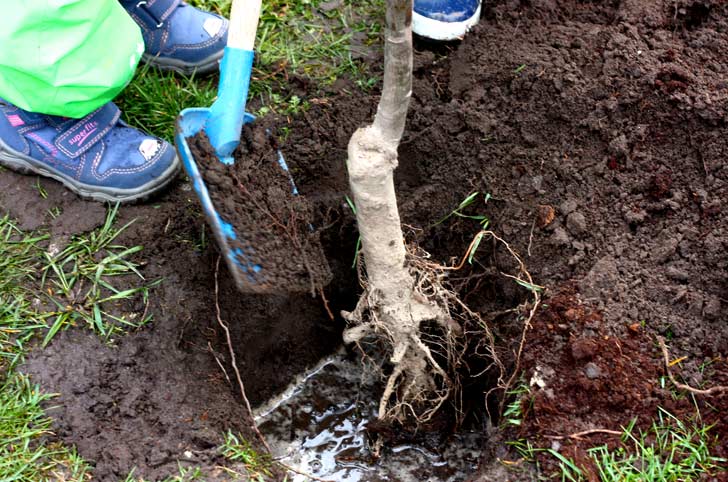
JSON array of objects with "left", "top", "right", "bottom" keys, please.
[{"left": 255, "top": 351, "right": 483, "bottom": 481}]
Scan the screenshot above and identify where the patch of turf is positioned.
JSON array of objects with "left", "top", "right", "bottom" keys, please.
[
  {"left": 584, "top": 410, "right": 727, "bottom": 482},
  {"left": 0, "top": 374, "right": 90, "bottom": 481},
  {"left": 507, "top": 407, "right": 728, "bottom": 481},
  {"left": 117, "top": 65, "right": 218, "bottom": 144},
  {"left": 40, "top": 204, "right": 157, "bottom": 346},
  {"left": 0, "top": 217, "right": 91, "bottom": 481},
  {"left": 0, "top": 216, "right": 49, "bottom": 369}
]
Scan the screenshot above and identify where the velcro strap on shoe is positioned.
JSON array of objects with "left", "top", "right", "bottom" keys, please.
[
  {"left": 135, "top": 0, "right": 182, "bottom": 27},
  {"left": 5, "top": 109, "right": 49, "bottom": 130},
  {"left": 55, "top": 103, "right": 121, "bottom": 158}
]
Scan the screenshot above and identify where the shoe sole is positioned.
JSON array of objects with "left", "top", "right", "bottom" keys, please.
[
  {"left": 412, "top": 3, "right": 482, "bottom": 41},
  {"left": 142, "top": 49, "right": 224, "bottom": 76},
  {"left": 0, "top": 138, "right": 181, "bottom": 203}
]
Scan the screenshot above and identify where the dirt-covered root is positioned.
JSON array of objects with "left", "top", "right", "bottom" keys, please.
[
  {"left": 343, "top": 68, "right": 536, "bottom": 415},
  {"left": 342, "top": 268, "right": 457, "bottom": 423},
  {"left": 340, "top": 252, "right": 479, "bottom": 425},
  {"left": 342, "top": 229, "right": 543, "bottom": 427}
]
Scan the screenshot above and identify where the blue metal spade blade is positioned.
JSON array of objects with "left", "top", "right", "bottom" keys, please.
[{"left": 175, "top": 46, "right": 295, "bottom": 293}]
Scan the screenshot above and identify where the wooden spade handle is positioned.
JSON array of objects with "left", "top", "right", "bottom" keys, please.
[{"left": 228, "top": 0, "right": 262, "bottom": 51}]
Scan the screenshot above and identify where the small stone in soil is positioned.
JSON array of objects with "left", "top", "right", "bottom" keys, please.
[
  {"left": 551, "top": 227, "right": 571, "bottom": 246},
  {"left": 584, "top": 362, "right": 602, "bottom": 379}
]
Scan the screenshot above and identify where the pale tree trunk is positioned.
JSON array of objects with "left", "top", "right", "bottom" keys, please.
[{"left": 343, "top": 0, "right": 449, "bottom": 422}]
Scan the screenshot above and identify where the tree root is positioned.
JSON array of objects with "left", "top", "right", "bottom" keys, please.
[
  {"left": 341, "top": 0, "right": 540, "bottom": 432},
  {"left": 342, "top": 278, "right": 452, "bottom": 423},
  {"left": 342, "top": 230, "right": 541, "bottom": 428},
  {"left": 658, "top": 336, "right": 728, "bottom": 396}
]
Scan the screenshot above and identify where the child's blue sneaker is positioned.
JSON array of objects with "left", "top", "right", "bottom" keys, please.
[
  {"left": 413, "top": 0, "right": 482, "bottom": 41},
  {"left": 121, "top": 0, "right": 228, "bottom": 75},
  {"left": 0, "top": 100, "right": 180, "bottom": 202}
]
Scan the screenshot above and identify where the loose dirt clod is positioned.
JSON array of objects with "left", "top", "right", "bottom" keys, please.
[{"left": 189, "top": 125, "right": 331, "bottom": 294}]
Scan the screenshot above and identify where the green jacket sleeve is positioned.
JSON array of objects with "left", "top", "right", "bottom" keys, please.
[{"left": 0, "top": 0, "right": 144, "bottom": 119}]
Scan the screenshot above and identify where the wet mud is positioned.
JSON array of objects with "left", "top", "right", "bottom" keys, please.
[{"left": 257, "top": 351, "right": 483, "bottom": 482}]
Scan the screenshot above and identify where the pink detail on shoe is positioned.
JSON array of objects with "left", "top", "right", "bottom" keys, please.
[
  {"left": 7, "top": 114, "right": 24, "bottom": 127},
  {"left": 26, "top": 132, "right": 59, "bottom": 157},
  {"left": 69, "top": 122, "right": 99, "bottom": 147}
]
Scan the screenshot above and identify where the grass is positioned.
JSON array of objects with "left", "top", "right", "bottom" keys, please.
[
  {"left": 432, "top": 191, "right": 491, "bottom": 229},
  {"left": 0, "top": 206, "right": 156, "bottom": 481},
  {"left": 40, "top": 204, "right": 156, "bottom": 345},
  {"left": 220, "top": 431, "right": 274, "bottom": 481},
  {"left": 501, "top": 380, "right": 531, "bottom": 428},
  {"left": 0, "top": 206, "right": 159, "bottom": 356},
  {"left": 344, "top": 195, "right": 362, "bottom": 268},
  {"left": 188, "top": 0, "right": 383, "bottom": 85},
  {"left": 0, "top": 374, "right": 90, "bottom": 481},
  {"left": 0, "top": 216, "right": 93, "bottom": 481},
  {"left": 433, "top": 191, "right": 492, "bottom": 267},
  {"left": 0, "top": 216, "right": 49, "bottom": 369},
  {"left": 586, "top": 410, "right": 726, "bottom": 482},
  {"left": 506, "top": 408, "right": 727, "bottom": 481},
  {"left": 119, "top": 0, "right": 384, "bottom": 140},
  {"left": 117, "top": 64, "right": 219, "bottom": 142}
]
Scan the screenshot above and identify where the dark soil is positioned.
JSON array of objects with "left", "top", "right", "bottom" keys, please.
[
  {"left": 406, "top": 0, "right": 726, "bottom": 478},
  {"left": 1, "top": 0, "right": 727, "bottom": 480},
  {"left": 2, "top": 180, "right": 349, "bottom": 479},
  {"left": 188, "top": 126, "right": 331, "bottom": 294}
]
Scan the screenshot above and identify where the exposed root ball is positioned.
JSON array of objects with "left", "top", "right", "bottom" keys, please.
[
  {"left": 343, "top": 232, "right": 541, "bottom": 428},
  {"left": 342, "top": 257, "right": 459, "bottom": 424}
]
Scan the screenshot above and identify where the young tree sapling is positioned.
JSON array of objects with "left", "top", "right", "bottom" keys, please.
[{"left": 342, "top": 0, "right": 455, "bottom": 423}]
